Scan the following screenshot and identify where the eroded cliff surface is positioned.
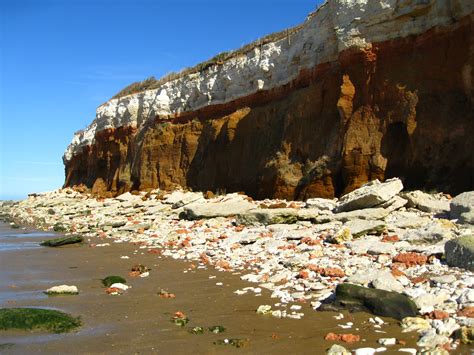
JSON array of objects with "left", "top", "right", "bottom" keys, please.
[{"left": 64, "top": 0, "right": 474, "bottom": 199}]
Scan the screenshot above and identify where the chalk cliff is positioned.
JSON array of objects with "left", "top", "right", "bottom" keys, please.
[{"left": 64, "top": 0, "right": 474, "bottom": 199}]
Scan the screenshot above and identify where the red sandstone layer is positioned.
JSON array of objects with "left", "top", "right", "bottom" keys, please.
[{"left": 65, "top": 16, "right": 474, "bottom": 199}]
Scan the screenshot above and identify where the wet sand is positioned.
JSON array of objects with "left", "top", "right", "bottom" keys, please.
[{"left": 0, "top": 222, "right": 423, "bottom": 354}]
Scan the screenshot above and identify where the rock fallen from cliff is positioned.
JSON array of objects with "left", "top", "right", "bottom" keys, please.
[
  {"left": 305, "top": 198, "right": 337, "bottom": 211},
  {"left": 40, "top": 235, "right": 84, "bottom": 247},
  {"left": 163, "top": 190, "right": 204, "bottom": 209},
  {"left": 445, "top": 235, "right": 474, "bottom": 271},
  {"left": 450, "top": 192, "right": 474, "bottom": 224},
  {"left": 236, "top": 208, "right": 298, "bottom": 226},
  {"left": 182, "top": 194, "right": 254, "bottom": 219},
  {"left": 402, "top": 191, "right": 450, "bottom": 214},
  {"left": 320, "top": 283, "right": 418, "bottom": 320},
  {"left": 344, "top": 220, "right": 386, "bottom": 238},
  {"left": 335, "top": 178, "right": 404, "bottom": 212}
]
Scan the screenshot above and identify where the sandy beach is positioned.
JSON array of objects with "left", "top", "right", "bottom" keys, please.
[
  {"left": 0, "top": 182, "right": 473, "bottom": 354},
  {"left": 0, "top": 221, "right": 422, "bottom": 354}
]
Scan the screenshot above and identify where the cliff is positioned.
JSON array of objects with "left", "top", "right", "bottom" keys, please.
[{"left": 64, "top": 0, "right": 474, "bottom": 199}]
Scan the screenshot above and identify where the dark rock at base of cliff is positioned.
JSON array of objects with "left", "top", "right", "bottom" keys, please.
[{"left": 319, "top": 283, "right": 418, "bottom": 320}]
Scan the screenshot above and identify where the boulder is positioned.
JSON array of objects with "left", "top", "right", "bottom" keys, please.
[
  {"left": 450, "top": 191, "right": 474, "bottom": 224},
  {"left": 445, "top": 235, "right": 474, "bottom": 271},
  {"left": 402, "top": 190, "right": 450, "bottom": 214},
  {"left": 320, "top": 283, "right": 417, "bottom": 320},
  {"left": 183, "top": 195, "right": 254, "bottom": 220},
  {"left": 336, "top": 178, "right": 403, "bottom": 212}
]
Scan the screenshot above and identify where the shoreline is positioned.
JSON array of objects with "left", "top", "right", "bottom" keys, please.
[{"left": 1, "top": 181, "right": 473, "bottom": 353}]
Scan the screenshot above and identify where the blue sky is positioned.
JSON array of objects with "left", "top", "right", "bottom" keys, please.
[{"left": 0, "top": 0, "right": 321, "bottom": 200}]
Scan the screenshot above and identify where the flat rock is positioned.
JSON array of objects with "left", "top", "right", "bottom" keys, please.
[
  {"left": 345, "top": 220, "right": 386, "bottom": 238},
  {"left": 402, "top": 190, "right": 450, "bottom": 214},
  {"left": 445, "top": 235, "right": 474, "bottom": 271},
  {"left": 450, "top": 191, "right": 474, "bottom": 224},
  {"left": 236, "top": 208, "right": 298, "bottom": 225},
  {"left": 115, "top": 192, "right": 143, "bottom": 203},
  {"left": 183, "top": 196, "right": 254, "bottom": 220},
  {"left": 371, "top": 274, "right": 404, "bottom": 293},
  {"left": 118, "top": 223, "right": 151, "bottom": 232},
  {"left": 386, "top": 211, "right": 432, "bottom": 229},
  {"left": 401, "top": 221, "right": 454, "bottom": 244},
  {"left": 305, "top": 198, "right": 336, "bottom": 211},
  {"left": 326, "top": 208, "right": 390, "bottom": 223},
  {"left": 163, "top": 190, "right": 204, "bottom": 209},
  {"left": 336, "top": 178, "right": 403, "bottom": 212}
]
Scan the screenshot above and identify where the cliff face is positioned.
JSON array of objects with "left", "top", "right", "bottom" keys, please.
[{"left": 64, "top": 0, "right": 474, "bottom": 199}]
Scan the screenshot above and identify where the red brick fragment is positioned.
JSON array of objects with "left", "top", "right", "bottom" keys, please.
[
  {"left": 382, "top": 235, "right": 399, "bottom": 242},
  {"left": 324, "top": 332, "right": 360, "bottom": 343},
  {"left": 458, "top": 307, "right": 474, "bottom": 318},
  {"left": 393, "top": 253, "right": 427, "bottom": 267},
  {"left": 428, "top": 310, "right": 450, "bottom": 320}
]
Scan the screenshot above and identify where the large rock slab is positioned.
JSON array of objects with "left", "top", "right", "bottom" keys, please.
[
  {"left": 344, "top": 220, "right": 386, "bottom": 238},
  {"left": 320, "top": 283, "right": 417, "bottom": 320},
  {"left": 445, "top": 235, "right": 474, "bottom": 271},
  {"left": 236, "top": 208, "right": 298, "bottom": 226},
  {"left": 183, "top": 196, "right": 254, "bottom": 220},
  {"left": 304, "top": 198, "right": 336, "bottom": 211},
  {"left": 336, "top": 178, "right": 404, "bottom": 212},
  {"left": 450, "top": 192, "right": 474, "bottom": 224},
  {"left": 163, "top": 191, "right": 204, "bottom": 209},
  {"left": 402, "top": 190, "right": 450, "bottom": 214}
]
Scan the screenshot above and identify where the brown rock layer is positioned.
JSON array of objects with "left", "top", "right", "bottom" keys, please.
[{"left": 65, "top": 16, "right": 474, "bottom": 199}]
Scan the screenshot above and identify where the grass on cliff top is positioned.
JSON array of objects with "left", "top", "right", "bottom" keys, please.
[
  {"left": 0, "top": 308, "right": 81, "bottom": 333},
  {"left": 110, "top": 8, "right": 321, "bottom": 101}
]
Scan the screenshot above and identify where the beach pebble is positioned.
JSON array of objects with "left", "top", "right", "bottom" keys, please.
[
  {"left": 256, "top": 305, "right": 272, "bottom": 315},
  {"left": 377, "top": 338, "right": 396, "bottom": 346},
  {"left": 352, "top": 347, "right": 386, "bottom": 355},
  {"left": 110, "top": 283, "right": 129, "bottom": 290}
]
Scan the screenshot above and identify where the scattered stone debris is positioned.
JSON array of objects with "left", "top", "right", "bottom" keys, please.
[{"left": 1, "top": 180, "right": 473, "bottom": 352}]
